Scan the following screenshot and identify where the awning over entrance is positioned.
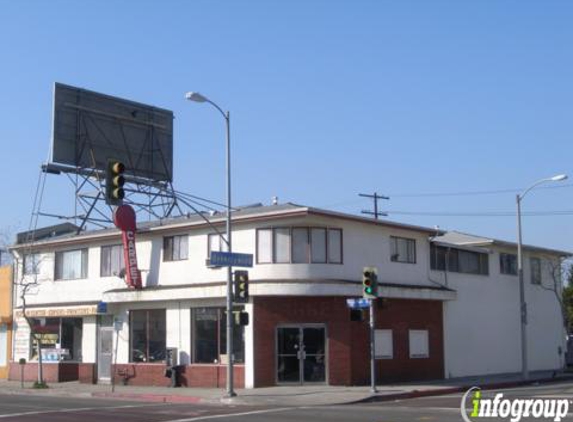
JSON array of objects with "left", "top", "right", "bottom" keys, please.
[{"left": 102, "top": 279, "right": 456, "bottom": 303}]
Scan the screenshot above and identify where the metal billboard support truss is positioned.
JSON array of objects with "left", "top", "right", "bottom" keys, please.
[{"left": 39, "top": 161, "right": 215, "bottom": 233}]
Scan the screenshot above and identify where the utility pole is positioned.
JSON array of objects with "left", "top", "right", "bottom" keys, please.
[{"left": 359, "top": 192, "right": 389, "bottom": 220}]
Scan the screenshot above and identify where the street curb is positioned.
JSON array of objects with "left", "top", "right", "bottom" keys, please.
[
  {"left": 352, "top": 375, "right": 573, "bottom": 404},
  {"left": 3, "top": 375, "right": 573, "bottom": 407},
  {"left": 91, "top": 391, "right": 206, "bottom": 404}
]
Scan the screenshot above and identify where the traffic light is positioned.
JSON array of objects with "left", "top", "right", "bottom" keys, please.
[
  {"left": 362, "top": 266, "right": 378, "bottom": 299},
  {"left": 235, "top": 311, "right": 249, "bottom": 326},
  {"left": 105, "top": 160, "right": 125, "bottom": 205},
  {"left": 350, "top": 309, "right": 364, "bottom": 322},
  {"left": 234, "top": 270, "right": 249, "bottom": 303}
]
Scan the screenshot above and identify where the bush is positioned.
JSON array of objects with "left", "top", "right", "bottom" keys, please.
[{"left": 32, "top": 381, "right": 49, "bottom": 389}]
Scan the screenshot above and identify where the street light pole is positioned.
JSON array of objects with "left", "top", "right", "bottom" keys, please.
[
  {"left": 186, "top": 92, "right": 236, "bottom": 397},
  {"left": 224, "top": 109, "right": 235, "bottom": 398},
  {"left": 516, "top": 174, "right": 567, "bottom": 380},
  {"left": 516, "top": 193, "right": 527, "bottom": 380}
]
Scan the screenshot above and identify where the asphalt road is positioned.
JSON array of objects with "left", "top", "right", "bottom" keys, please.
[{"left": 2, "top": 381, "right": 573, "bottom": 421}]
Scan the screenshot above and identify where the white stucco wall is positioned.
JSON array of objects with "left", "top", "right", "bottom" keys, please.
[
  {"left": 12, "top": 214, "right": 440, "bottom": 308},
  {"left": 441, "top": 248, "right": 565, "bottom": 378},
  {"left": 9, "top": 210, "right": 566, "bottom": 381},
  {"left": 82, "top": 316, "right": 97, "bottom": 364}
]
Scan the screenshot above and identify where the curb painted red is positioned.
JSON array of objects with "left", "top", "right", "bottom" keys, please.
[
  {"left": 91, "top": 391, "right": 205, "bottom": 404},
  {"left": 353, "top": 375, "right": 573, "bottom": 404}
]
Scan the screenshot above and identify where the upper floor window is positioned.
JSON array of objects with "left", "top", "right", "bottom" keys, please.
[
  {"left": 101, "top": 244, "right": 124, "bottom": 277},
  {"left": 500, "top": 253, "right": 517, "bottom": 275},
  {"left": 430, "top": 244, "right": 488, "bottom": 275},
  {"left": 390, "top": 236, "right": 416, "bottom": 264},
  {"left": 530, "top": 257, "right": 542, "bottom": 285},
  {"left": 257, "top": 227, "right": 343, "bottom": 264},
  {"left": 207, "top": 233, "right": 227, "bottom": 256},
  {"left": 23, "top": 253, "right": 41, "bottom": 275},
  {"left": 55, "top": 249, "right": 88, "bottom": 280},
  {"left": 163, "top": 235, "right": 188, "bottom": 261}
]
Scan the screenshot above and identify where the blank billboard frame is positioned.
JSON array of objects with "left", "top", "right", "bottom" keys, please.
[{"left": 51, "top": 82, "right": 174, "bottom": 183}]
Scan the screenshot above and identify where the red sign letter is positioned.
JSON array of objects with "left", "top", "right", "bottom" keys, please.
[{"left": 113, "top": 205, "right": 142, "bottom": 289}]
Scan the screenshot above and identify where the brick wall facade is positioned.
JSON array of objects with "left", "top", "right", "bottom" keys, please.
[
  {"left": 8, "top": 362, "right": 79, "bottom": 382},
  {"left": 253, "top": 296, "right": 444, "bottom": 387},
  {"left": 112, "top": 363, "right": 245, "bottom": 388},
  {"left": 79, "top": 363, "right": 96, "bottom": 384}
]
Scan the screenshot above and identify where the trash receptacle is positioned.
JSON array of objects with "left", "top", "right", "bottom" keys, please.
[{"left": 168, "top": 365, "right": 183, "bottom": 387}]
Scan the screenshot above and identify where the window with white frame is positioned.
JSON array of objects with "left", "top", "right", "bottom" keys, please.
[
  {"left": 23, "top": 253, "right": 41, "bottom": 275},
  {"left": 375, "top": 329, "right": 393, "bottom": 359},
  {"left": 100, "top": 244, "right": 124, "bottom": 277},
  {"left": 257, "top": 229, "right": 273, "bottom": 264},
  {"left": 207, "top": 233, "right": 227, "bottom": 256},
  {"left": 390, "top": 236, "right": 416, "bottom": 263},
  {"left": 530, "top": 257, "right": 542, "bottom": 285},
  {"left": 328, "top": 229, "right": 343, "bottom": 264},
  {"left": 55, "top": 249, "right": 88, "bottom": 280},
  {"left": 292, "top": 228, "right": 309, "bottom": 263},
  {"left": 311, "top": 228, "right": 327, "bottom": 263},
  {"left": 430, "top": 244, "right": 489, "bottom": 275},
  {"left": 163, "top": 235, "right": 189, "bottom": 261},
  {"left": 256, "top": 227, "right": 343, "bottom": 264},
  {"left": 500, "top": 253, "right": 517, "bottom": 275},
  {"left": 274, "top": 228, "right": 291, "bottom": 263},
  {"left": 409, "top": 329, "right": 429, "bottom": 358}
]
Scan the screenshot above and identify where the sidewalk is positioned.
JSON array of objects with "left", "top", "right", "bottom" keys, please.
[{"left": 1, "top": 370, "right": 572, "bottom": 407}]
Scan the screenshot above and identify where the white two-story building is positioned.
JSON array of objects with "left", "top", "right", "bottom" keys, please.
[{"left": 8, "top": 203, "right": 569, "bottom": 387}]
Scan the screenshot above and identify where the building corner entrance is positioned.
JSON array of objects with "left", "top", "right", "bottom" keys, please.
[{"left": 276, "top": 325, "right": 326, "bottom": 385}]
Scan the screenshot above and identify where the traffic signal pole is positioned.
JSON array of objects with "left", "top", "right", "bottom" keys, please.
[
  {"left": 362, "top": 267, "right": 378, "bottom": 393},
  {"left": 369, "top": 298, "right": 377, "bottom": 393}
]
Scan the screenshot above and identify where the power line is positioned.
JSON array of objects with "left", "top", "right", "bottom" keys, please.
[
  {"left": 388, "top": 210, "right": 573, "bottom": 217},
  {"left": 388, "top": 183, "right": 573, "bottom": 198}
]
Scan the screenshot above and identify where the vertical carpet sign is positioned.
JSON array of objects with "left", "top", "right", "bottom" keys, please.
[{"left": 113, "top": 204, "right": 142, "bottom": 289}]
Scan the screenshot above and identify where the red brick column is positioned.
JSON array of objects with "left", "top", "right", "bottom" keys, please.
[{"left": 79, "top": 363, "right": 96, "bottom": 384}]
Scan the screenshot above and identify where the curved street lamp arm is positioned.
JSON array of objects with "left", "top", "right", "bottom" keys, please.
[
  {"left": 519, "top": 177, "right": 554, "bottom": 202},
  {"left": 205, "top": 99, "right": 228, "bottom": 121}
]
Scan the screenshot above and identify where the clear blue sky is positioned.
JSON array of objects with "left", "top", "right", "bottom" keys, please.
[{"left": 0, "top": 0, "right": 571, "bottom": 251}]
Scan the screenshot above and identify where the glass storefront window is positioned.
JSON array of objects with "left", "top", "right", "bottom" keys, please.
[
  {"left": 191, "top": 307, "right": 244, "bottom": 364},
  {"left": 30, "top": 317, "right": 83, "bottom": 362},
  {"left": 129, "top": 309, "right": 166, "bottom": 363},
  {"left": 194, "top": 308, "right": 218, "bottom": 363}
]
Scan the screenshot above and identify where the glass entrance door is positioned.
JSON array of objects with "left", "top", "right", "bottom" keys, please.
[
  {"left": 277, "top": 325, "right": 326, "bottom": 384},
  {"left": 97, "top": 316, "right": 114, "bottom": 383}
]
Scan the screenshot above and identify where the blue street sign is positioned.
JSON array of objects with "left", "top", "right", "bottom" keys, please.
[
  {"left": 209, "top": 251, "right": 253, "bottom": 268},
  {"left": 346, "top": 298, "right": 370, "bottom": 309},
  {"left": 97, "top": 302, "right": 108, "bottom": 314}
]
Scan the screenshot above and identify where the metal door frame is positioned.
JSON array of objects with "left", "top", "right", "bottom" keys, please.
[
  {"left": 275, "top": 324, "right": 328, "bottom": 385},
  {"left": 97, "top": 315, "right": 114, "bottom": 383}
]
